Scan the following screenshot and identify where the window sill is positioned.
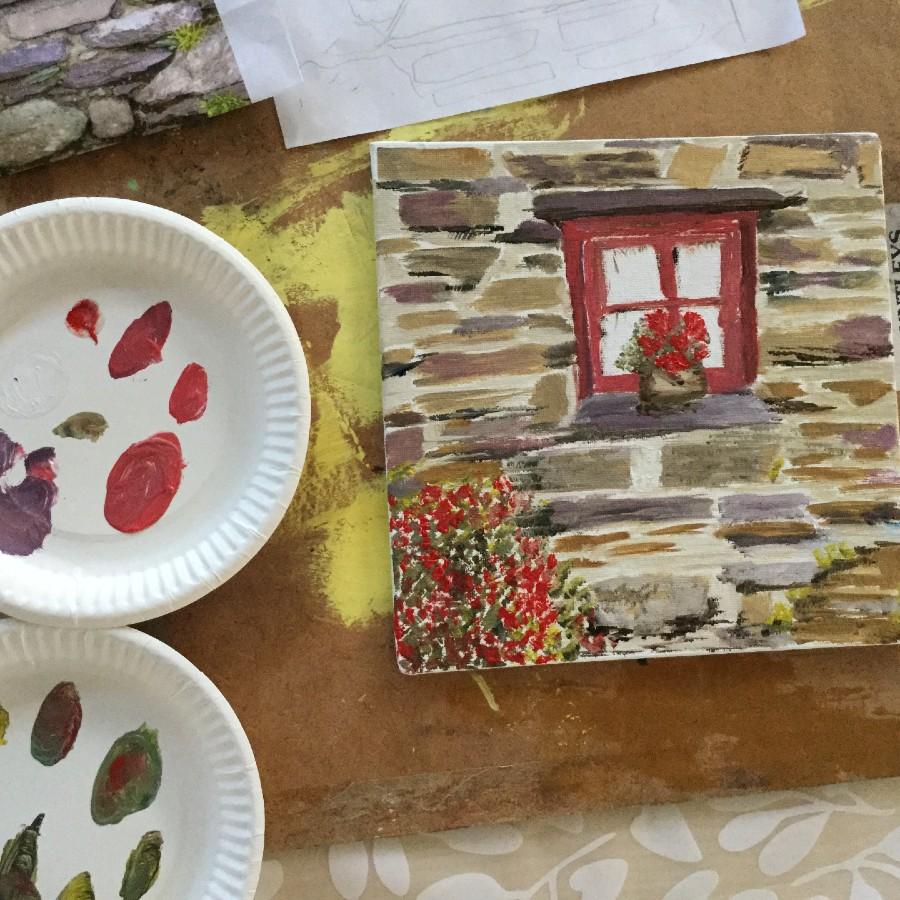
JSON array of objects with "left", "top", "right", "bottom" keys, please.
[{"left": 571, "top": 390, "right": 776, "bottom": 438}]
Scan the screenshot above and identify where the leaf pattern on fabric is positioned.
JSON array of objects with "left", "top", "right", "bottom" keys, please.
[
  {"left": 662, "top": 869, "right": 719, "bottom": 900},
  {"left": 328, "top": 842, "right": 369, "bottom": 900},
  {"left": 568, "top": 859, "right": 628, "bottom": 900},
  {"left": 265, "top": 779, "right": 900, "bottom": 898},
  {"left": 630, "top": 805, "right": 702, "bottom": 862},
  {"left": 372, "top": 839, "right": 411, "bottom": 897},
  {"left": 437, "top": 825, "right": 524, "bottom": 856},
  {"left": 417, "top": 873, "right": 510, "bottom": 900}
]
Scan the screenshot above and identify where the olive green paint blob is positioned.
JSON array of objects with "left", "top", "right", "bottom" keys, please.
[
  {"left": 52, "top": 413, "right": 108, "bottom": 443},
  {"left": 119, "top": 832, "right": 161, "bottom": 900},
  {"left": 57, "top": 873, "right": 94, "bottom": 900},
  {"left": 0, "top": 704, "right": 9, "bottom": 746},
  {"left": 91, "top": 725, "right": 162, "bottom": 826},
  {"left": 31, "top": 682, "right": 82, "bottom": 767},
  {"left": 0, "top": 814, "right": 43, "bottom": 900}
]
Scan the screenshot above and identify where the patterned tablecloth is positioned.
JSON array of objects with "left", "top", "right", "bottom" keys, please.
[{"left": 259, "top": 777, "right": 900, "bottom": 898}]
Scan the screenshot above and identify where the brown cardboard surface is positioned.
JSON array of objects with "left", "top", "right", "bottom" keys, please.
[{"left": 2, "top": 0, "right": 900, "bottom": 849}]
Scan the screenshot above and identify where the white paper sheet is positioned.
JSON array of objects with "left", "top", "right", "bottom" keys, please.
[{"left": 219, "top": 0, "right": 805, "bottom": 148}]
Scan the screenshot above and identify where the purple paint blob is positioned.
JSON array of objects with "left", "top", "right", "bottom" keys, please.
[{"left": 0, "top": 431, "right": 58, "bottom": 557}]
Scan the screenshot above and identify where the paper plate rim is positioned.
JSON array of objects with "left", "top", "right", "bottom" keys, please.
[
  {"left": 0, "top": 197, "right": 311, "bottom": 628},
  {"left": 0, "top": 619, "right": 265, "bottom": 900}
]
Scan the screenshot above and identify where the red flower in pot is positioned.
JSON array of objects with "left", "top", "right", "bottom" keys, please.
[{"left": 616, "top": 308, "right": 710, "bottom": 412}]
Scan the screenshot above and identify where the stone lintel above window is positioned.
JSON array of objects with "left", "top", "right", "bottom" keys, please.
[{"left": 533, "top": 188, "right": 805, "bottom": 223}]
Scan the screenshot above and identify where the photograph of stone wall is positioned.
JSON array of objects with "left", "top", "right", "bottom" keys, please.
[
  {"left": 373, "top": 135, "right": 900, "bottom": 675},
  {"left": 0, "top": 0, "right": 247, "bottom": 174}
]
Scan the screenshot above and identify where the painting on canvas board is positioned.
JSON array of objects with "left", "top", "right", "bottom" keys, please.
[{"left": 372, "top": 134, "right": 900, "bottom": 674}]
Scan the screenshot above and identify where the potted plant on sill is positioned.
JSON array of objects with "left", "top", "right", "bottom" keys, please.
[{"left": 616, "top": 308, "right": 711, "bottom": 413}]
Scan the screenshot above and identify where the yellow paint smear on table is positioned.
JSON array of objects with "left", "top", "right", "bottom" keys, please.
[{"left": 201, "top": 98, "right": 583, "bottom": 625}]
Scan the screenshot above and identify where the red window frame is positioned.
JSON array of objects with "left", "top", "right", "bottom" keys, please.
[{"left": 561, "top": 211, "right": 759, "bottom": 399}]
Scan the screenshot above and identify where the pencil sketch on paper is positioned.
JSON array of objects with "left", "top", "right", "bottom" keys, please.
[
  {"left": 271, "top": 0, "right": 805, "bottom": 146},
  {"left": 372, "top": 134, "right": 900, "bottom": 674}
]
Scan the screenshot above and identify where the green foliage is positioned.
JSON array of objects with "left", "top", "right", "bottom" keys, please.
[
  {"left": 163, "top": 22, "right": 207, "bottom": 52},
  {"left": 200, "top": 91, "right": 250, "bottom": 118},
  {"left": 766, "top": 601, "right": 794, "bottom": 632},
  {"left": 814, "top": 542, "right": 857, "bottom": 569}
]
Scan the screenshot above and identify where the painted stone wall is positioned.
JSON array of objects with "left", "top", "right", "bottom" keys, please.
[
  {"left": 374, "top": 136, "right": 900, "bottom": 650},
  {"left": 0, "top": 0, "right": 247, "bottom": 173}
]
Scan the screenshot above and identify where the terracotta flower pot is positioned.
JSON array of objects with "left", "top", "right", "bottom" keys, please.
[{"left": 639, "top": 365, "right": 707, "bottom": 413}]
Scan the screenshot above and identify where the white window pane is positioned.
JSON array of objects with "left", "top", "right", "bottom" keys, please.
[
  {"left": 600, "top": 309, "right": 646, "bottom": 375},
  {"left": 675, "top": 242, "right": 721, "bottom": 299},
  {"left": 683, "top": 306, "right": 725, "bottom": 368},
  {"left": 601, "top": 245, "right": 664, "bottom": 304}
]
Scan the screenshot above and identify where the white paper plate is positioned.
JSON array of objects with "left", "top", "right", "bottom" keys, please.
[
  {"left": 0, "top": 198, "right": 310, "bottom": 627},
  {"left": 0, "top": 620, "right": 264, "bottom": 899}
]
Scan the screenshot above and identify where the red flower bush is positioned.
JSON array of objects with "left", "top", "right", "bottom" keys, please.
[
  {"left": 390, "top": 477, "right": 594, "bottom": 673},
  {"left": 617, "top": 308, "right": 710, "bottom": 378}
]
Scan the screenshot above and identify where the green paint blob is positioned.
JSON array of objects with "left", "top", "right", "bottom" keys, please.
[
  {"left": 52, "top": 413, "right": 108, "bottom": 443},
  {"left": 57, "top": 872, "right": 94, "bottom": 900},
  {"left": 119, "top": 832, "right": 161, "bottom": 900},
  {"left": 31, "top": 682, "right": 82, "bottom": 767},
  {"left": 126, "top": 179, "right": 139, "bottom": 192},
  {"left": 91, "top": 725, "right": 162, "bottom": 826},
  {"left": 0, "top": 815, "right": 43, "bottom": 900},
  {"left": 0, "top": 704, "right": 8, "bottom": 746}
]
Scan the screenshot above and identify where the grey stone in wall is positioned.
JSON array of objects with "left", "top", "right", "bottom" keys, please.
[
  {"left": 0, "top": 38, "right": 67, "bottom": 80},
  {"left": 4, "top": 0, "right": 116, "bottom": 40},
  {"left": 83, "top": 1, "right": 201, "bottom": 48},
  {"left": 134, "top": 24, "right": 238, "bottom": 104},
  {"left": 87, "top": 95, "right": 132, "bottom": 137},
  {"left": 65, "top": 47, "right": 171, "bottom": 88},
  {"left": 0, "top": 97, "right": 87, "bottom": 166}
]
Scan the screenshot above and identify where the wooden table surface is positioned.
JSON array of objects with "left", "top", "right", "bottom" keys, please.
[{"left": 2, "top": 0, "right": 899, "bottom": 850}]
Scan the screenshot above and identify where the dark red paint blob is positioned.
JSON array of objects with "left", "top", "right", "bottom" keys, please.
[
  {"left": 108, "top": 301, "right": 172, "bottom": 379},
  {"left": 168, "top": 363, "right": 208, "bottom": 424},
  {"left": 66, "top": 299, "right": 102, "bottom": 344},
  {"left": 104, "top": 432, "right": 184, "bottom": 534}
]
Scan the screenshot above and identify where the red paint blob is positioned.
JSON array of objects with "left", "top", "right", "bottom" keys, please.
[
  {"left": 66, "top": 299, "right": 102, "bottom": 343},
  {"left": 104, "top": 432, "right": 184, "bottom": 534},
  {"left": 168, "top": 362, "right": 208, "bottom": 424},
  {"left": 108, "top": 301, "right": 172, "bottom": 379},
  {"left": 105, "top": 751, "right": 148, "bottom": 794}
]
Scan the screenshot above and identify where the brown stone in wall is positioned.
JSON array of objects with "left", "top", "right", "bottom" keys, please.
[
  {"left": 474, "top": 276, "right": 567, "bottom": 313},
  {"left": 522, "top": 253, "right": 563, "bottom": 274},
  {"left": 404, "top": 246, "right": 499, "bottom": 287},
  {"left": 758, "top": 237, "right": 834, "bottom": 265},
  {"left": 415, "top": 345, "right": 546, "bottom": 385},
  {"left": 503, "top": 150, "right": 659, "bottom": 187},
  {"left": 661, "top": 438, "right": 781, "bottom": 488},
  {"left": 507, "top": 445, "right": 632, "bottom": 491},
  {"left": 810, "top": 196, "right": 885, "bottom": 213},
  {"left": 395, "top": 309, "right": 460, "bottom": 330},
  {"left": 529, "top": 372, "right": 570, "bottom": 427},
  {"left": 857, "top": 140, "right": 882, "bottom": 187},
  {"left": 377, "top": 146, "right": 493, "bottom": 182},
  {"left": 822, "top": 379, "right": 893, "bottom": 406},
  {"left": 665, "top": 143, "right": 728, "bottom": 188},
  {"left": 759, "top": 208, "right": 816, "bottom": 232},
  {"left": 384, "top": 426, "right": 424, "bottom": 469},
  {"left": 398, "top": 191, "right": 499, "bottom": 232},
  {"left": 739, "top": 138, "right": 855, "bottom": 179},
  {"left": 809, "top": 500, "right": 900, "bottom": 524},
  {"left": 417, "top": 387, "right": 523, "bottom": 418}
]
